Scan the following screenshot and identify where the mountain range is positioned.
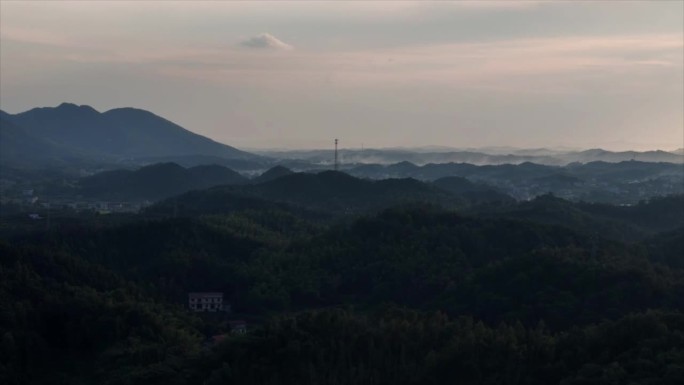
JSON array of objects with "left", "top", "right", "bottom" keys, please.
[
  {"left": 77, "top": 164, "right": 468, "bottom": 210},
  {"left": 37, "top": 158, "right": 681, "bottom": 206},
  {"left": 0, "top": 103, "right": 260, "bottom": 168},
  {"left": 259, "top": 147, "right": 684, "bottom": 166},
  {"left": 2, "top": 103, "right": 682, "bottom": 175}
]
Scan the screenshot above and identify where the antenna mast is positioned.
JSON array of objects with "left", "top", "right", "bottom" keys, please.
[{"left": 334, "top": 139, "right": 339, "bottom": 171}]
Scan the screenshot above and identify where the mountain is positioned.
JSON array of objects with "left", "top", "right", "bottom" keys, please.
[
  {"left": 570, "top": 148, "right": 683, "bottom": 163},
  {"left": 79, "top": 162, "right": 248, "bottom": 201},
  {"left": 2, "top": 103, "right": 260, "bottom": 166},
  {"left": 0, "top": 115, "right": 91, "bottom": 167},
  {"left": 257, "top": 147, "right": 684, "bottom": 166}
]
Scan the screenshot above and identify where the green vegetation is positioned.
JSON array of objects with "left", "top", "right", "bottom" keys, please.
[{"left": 1, "top": 182, "right": 683, "bottom": 383}]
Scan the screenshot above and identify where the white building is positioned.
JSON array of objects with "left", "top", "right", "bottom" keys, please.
[{"left": 188, "top": 292, "right": 228, "bottom": 312}]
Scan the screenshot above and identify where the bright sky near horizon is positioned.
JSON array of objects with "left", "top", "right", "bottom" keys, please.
[{"left": 1, "top": 1, "right": 682, "bottom": 151}]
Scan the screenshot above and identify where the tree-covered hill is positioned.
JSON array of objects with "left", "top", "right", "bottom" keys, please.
[
  {"left": 469, "top": 194, "right": 684, "bottom": 242},
  {"left": 79, "top": 163, "right": 249, "bottom": 201},
  {"left": 645, "top": 226, "right": 684, "bottom": 268},
  {"left": 251, "top": 165, "right": 295, "bottom": 184},
  {"left": 14, "top": 205, "right": 683, "bottom": 327},
  {"left": 2, "top": 188, "right": 684, "bottom": 384},
  {"left": 153, "top": 170, "right": 465, "bottom": 215},
  {"left": 0, "top": 241, "right": 202, "bottom": 385},
  {"left": 432, "top": 176, "right": 514, "bottom": 205},
  {"left": 193, "top": 308, "right": 684, "bottom": 385}
]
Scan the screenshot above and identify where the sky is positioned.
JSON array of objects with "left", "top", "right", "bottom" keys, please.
[{"left": 1, "top": 1, "right": 683, "bottom": 151}]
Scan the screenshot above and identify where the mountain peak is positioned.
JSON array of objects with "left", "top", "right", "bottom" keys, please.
[
  {"left": 104, "top": 107, "right": 157, "bottom": 117},
  {"left": 56, "top": 102, "right": 99, "bottom": 113}
]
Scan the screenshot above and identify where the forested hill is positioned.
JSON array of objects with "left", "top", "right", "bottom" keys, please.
[
  {"left": 3, "top": 166, "right": 684, "bottom": 385},
  {"left": 79, "top": 162, "right": 248, "bottom": 201},
  {"left": 432, "top": 176, "right": 514, "bottom": 204},
  {"left": 467, "top": 194, "right": 684, "bottom": 242},
  {"left": 247, "top": 170, "right": 455, "bottom": 211},
  {"left": 252, "top": 165, "right": 294, "bottom": 183},
  {"left": 3, "top": 201, "right": 684, "bottom": 384},
  {"left": 152, "top": 170, "right": 514, "bottom": 215}
]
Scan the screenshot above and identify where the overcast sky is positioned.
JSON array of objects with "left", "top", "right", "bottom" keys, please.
[{"left": 1, "top": 1, "right": 682, "bottom": 151}]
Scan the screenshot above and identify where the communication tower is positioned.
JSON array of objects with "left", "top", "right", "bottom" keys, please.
[{"left": 334, "top": 139, "right": 339, "bottom": 171}]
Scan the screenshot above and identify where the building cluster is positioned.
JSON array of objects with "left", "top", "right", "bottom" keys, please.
[
  {"left": 189, "top": 292, "right": 247, "bottom": 338},
  {"left": 188, "top": 292, "right": 229, "bottom": 312}
]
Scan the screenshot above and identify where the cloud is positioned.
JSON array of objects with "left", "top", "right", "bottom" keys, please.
[{"left": 238, "top": 33, "right": 293, "bottom": 50}]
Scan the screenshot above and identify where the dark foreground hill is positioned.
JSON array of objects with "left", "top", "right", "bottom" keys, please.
[
  {"left": 0, "top": 103, "right": 260, "bottom": 168},
  {"left": 3, "top": 201, "right": 684, "bottom": 384}
]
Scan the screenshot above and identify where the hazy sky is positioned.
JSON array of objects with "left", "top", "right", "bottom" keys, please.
[{"left": 1, "top": 1, "right": 682, "bottom": 151}]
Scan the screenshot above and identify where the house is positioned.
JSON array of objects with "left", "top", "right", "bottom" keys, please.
[
  {"left": 229, "top": 320, "right": 247, "bottom": 334},
  {"left": 188, "top": 292, "right": 229, "bottom": 312}
]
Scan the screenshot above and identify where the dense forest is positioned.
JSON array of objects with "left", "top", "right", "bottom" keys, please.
[{"left": 1, "top": 175, "right": 683, "bottom": 384}]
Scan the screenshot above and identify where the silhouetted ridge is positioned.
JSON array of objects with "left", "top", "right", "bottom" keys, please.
[
  {"left": 2, "top": 103, "right": 260, "bottom": 165},
  {"left": 159, "top": 170, "right": 462, "bottom": 215},
  {"left": 79, "top": 162, "right": 248, "bottom": 201}
]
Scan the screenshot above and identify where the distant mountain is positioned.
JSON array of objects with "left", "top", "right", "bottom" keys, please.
[
  {"left": 348, "top": 160, "right": 682, "bottom": 182},
  {"left": 569, "top": 149, "right": 682, "bottom": 164},
  {"left": 258, "top": 148, "right": 558, "bottom": 166},
  {"left": 257, "top": 147, "right": 684, "bottom": 166},
  {"left": 0, "top": 116, "right": 91, "bottom": 167},
  {"left": 79, "top": 162, "right": 248, "bottom": 201},
  {"left": 1, "top": 103, "right": 260, "bottom": 167},
  {"left": 349, "top": 161, "right": 556, "bottom": 181}
]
